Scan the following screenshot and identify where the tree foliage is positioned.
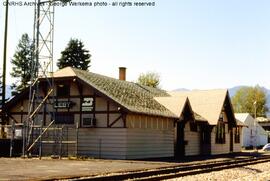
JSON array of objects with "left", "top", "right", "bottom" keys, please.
[
  {"left": 10, "top": 33, "right": 34, "bottom": 95},
  {"left": 231, "top": 85, "right": 268, "bottom": 117},
  {"left": 57, "top": 38, "right": 91, "bottom": 70},
  {"left": 137, "top": 72, "right": 160, "bottom": 88}
]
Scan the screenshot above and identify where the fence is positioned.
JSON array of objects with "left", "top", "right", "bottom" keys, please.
[{"left": 1, "top": 121, "right": 78, "bottom": 158}]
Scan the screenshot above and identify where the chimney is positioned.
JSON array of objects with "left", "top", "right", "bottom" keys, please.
[{"left": 119, "top": 67, "right": 126, "bottom": 81}]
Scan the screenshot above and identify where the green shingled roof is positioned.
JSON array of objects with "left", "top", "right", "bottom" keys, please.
[{"left": 70, "top": 68, "right": 176, "bottom": 118}]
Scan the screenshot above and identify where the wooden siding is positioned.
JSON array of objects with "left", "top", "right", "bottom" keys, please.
[
  {"left": 38, "top": 128, "right": 127, "bottom": 159},
  {"left": 126, "top": 114, "right": 173, "bottom": 130},
  {"left": 184, "top": 123, "right": 200, "bottom": 156},
  {"left": 210, "top": 110, "right": 242, "bottom": 155},
  {"left": 126, "top": 128, "right": 174, "bottom": 159},
  {"left": 211, "top": 124, "right": 230, "bottom": 155},
  {"left": 125, "top": 114, "right": 175, "bottom": 159},
  {"left": 233, "top": 127, "right": 242, "bottom": 152},
  {"left": 77, "top": 128, "right": 127, "bottom": 159},
  {"left": 37, "top": 126, "right": 175, "bottom": 159}
]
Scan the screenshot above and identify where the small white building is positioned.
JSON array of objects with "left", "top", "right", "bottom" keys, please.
[{"left": 235, "top": 113, "right": 268, "bottom": 147}]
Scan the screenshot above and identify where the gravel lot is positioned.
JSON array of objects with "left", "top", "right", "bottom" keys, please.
[
  {"left": 0, "top": 157, "right": 177, "bottom": 181},
  {"left": 169, "top": 161, "right": 270, "bottom": 181},
  {"left": 0, "top": 152, "right": 268, "bottom": 181}
]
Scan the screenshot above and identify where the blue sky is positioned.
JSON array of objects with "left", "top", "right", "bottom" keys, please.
[{"left": 0, "top": 0, "right": 270, "bottom": 90}]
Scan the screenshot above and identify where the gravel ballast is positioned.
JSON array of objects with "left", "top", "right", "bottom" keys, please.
[{"left": 169, "top": 161, "right": 270, "bottom": 181}]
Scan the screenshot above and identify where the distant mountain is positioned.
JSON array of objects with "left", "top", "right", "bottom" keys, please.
[
  {"left": 228, "top": 86, "right": 249, "bottom": 97},
  {"left": 173, "top": 88, "right": 190, "bottom": 92}
]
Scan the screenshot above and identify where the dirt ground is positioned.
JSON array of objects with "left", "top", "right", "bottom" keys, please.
[
  {"left": 0, "top": 152, "right": 268, "bottom": 181},
  {"left": 0, "top": 157, "right": 177, "bottom": 180}
]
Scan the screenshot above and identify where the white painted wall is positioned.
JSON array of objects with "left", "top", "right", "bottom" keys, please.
[{"left": 236, "top": 114, "right": 268, "bottom": 147}]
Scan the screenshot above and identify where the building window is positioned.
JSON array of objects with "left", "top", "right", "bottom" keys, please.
[
  {"left": 57, "top": 84, "right": 70, "bottom": 97},
  {"left": 55, "top": 112, "right": 74, "bottom": 124},
  {"left": 82, "top": 114, "right": 96, "bottom": 127},
  {"left": 82, "top": 117, "right": 96, "bottom": 127},
  {"left": 235, "top": 127, "right": 240, "bottom": 143},
  {"left": 216, "top": 120, "right": 226, "bottom": 144}
]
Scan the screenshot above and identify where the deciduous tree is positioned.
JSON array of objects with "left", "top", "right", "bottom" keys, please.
[
  {"left": 137, "top": 72, "right": 160, "bottom": 88},
  {"left": 232, "top": 85, "right": 268, "bottom": 117}
]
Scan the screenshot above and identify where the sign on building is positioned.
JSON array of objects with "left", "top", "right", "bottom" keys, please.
[
  {"left": 82, "top": 97, "right": 94, "bottom": 111},
  {"left": 54, "top": 101, "right": 74, "bottom": 109}
]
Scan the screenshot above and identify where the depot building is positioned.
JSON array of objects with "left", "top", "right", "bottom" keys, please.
[{"left": 3, "top": 67, "right": 243, "bottom": 159}]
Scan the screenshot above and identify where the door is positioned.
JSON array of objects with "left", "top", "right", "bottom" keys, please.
[
  {"left": 230, "top": 128, "right": 233, "bottom": 152},
  {"left": 175, "top": 122, "right": 185, "bottom": 158},
  {"left": 200, "top": 124, "right": 211, "bottom": 155}
]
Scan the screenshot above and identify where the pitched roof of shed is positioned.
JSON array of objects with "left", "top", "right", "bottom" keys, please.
[
  {"left": 235, "top": 119, "right": 247, "bottom": 127},
  {"left": 234, "top": 113, "right": 250, "bottom": 123},
  {"left": 169, "top": 89, "right": 229, "bottom": 125},
  {"left": 54, "top": 67, "right": 176, "bottom": 118}
]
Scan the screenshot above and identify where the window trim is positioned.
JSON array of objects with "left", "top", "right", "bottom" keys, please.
[{"left": 215, "top": 120, "right": 226, "bottom": 144}]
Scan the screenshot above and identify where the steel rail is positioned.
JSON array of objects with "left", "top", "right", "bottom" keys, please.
[{"left": 60, "top": 155, "right": 270, "bottom": 181}]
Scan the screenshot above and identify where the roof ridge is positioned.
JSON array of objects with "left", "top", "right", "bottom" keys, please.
[
  {"left": 71, "top": 67, "right": 175, "bottom": 118},
  {"left": 134, "top": 83, "right": 152, "bottom": 93},
  {"left": 171, "top": 89, "right": 228, "bottom": 93}
]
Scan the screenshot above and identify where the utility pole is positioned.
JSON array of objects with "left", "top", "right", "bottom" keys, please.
[
  {"left": 254, "top": 101, "right": 257, "bottom": 152},
  {"left": 1, "top": 0, "right": 9, "bottom": 138}
]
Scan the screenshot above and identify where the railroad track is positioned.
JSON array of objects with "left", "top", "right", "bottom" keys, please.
[{"left": 63, "top": 155, "right": 270, "bottom": 181}]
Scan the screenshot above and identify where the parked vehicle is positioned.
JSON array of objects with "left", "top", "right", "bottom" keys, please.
[{"left": 262, "top": 143, "right": 270, "bottom": 151}]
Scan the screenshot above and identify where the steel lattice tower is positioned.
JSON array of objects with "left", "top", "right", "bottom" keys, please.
[{"left": 24, "top": 0, "right": 70, "bottom": 156}]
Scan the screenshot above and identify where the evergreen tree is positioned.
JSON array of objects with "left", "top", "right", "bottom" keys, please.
[
  {"left": 57, "top": 38, "right": 91, "bottom": 70},
  {"left": 10, "top": 33, "right": 34, "bottom": 95}
]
